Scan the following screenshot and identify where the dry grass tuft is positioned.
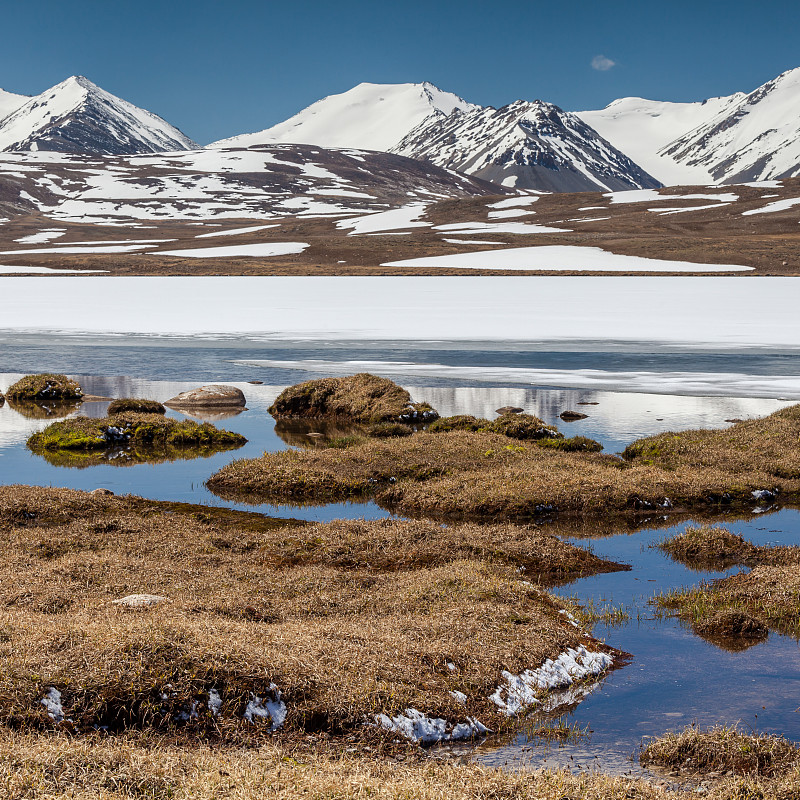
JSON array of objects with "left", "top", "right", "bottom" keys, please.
[
  {"left": 269, "top": 373, "right": 438, "bottom": 424},
  {"left": 5, "top": 373, "right": 83, "bottom": 402},
  {"left": 640, "top": 725, "right": 800, "bottom": 777},
  {"left": 656, "top": 525, "right": 800, "bottom": 571}
]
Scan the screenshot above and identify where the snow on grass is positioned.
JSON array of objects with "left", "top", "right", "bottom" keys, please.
[
  {"left": 14, "top": 229, "right": 65, "bottom": 244},
  {"left": 0, "top": 265, "right": 108, "bottom": 274},
  {"left": 195, "top": 224, "right": 280, "bottom": 238},
  {"left": 40, "top": 688, "right": 65, "bottom": 722},
  {"left": 579, "top": 206, "right": 607, "bottom": 211},
  {"left": 741, "top": 180, "right": 783, "bottom": 188},
  {"left": 650, "top": 203, "right": 733, "bottom": 215},
  {"left": 433, "top": 221, "right": 571, "bottom": 235},
  {"left": 156, "top": 242, "right": 309, "bottom": 258},
  {"left": 382, "top": 245, "right": 752, "bottom": 272},
  {"left": 487, "top": 196, "right": 540, "bottom": 209},
  {"left": 376, "top": 709, "right": 489, "bottom": 744},
  {"left": 442, "top": 238, "right": 506, "bottom": 245},
  {"left": 0, "top": 244, "right": 156, "bottom": 254},
  {"left": 604, "top": 189, "right": 738, "bottom": 205},
  {"left": 336, "top": 203, "right": 431, "bottom": 235},
  {"left": 742, "top": 197, "right": 800, "bottom": 215},
  {"left": 490, "top": 646, "right": 613, "bottom": 716},
  {"left": 487, "top": 208, "right": 536, "bottom": 219},
  {"left": 312, "top": 188, "right": 376, "bottom": 198},
  {"left": 243, "top": 685, "right": 286, "bottom": 730},
  {"left": 3, "top": 276, "right": 799, "bottom": 351}
]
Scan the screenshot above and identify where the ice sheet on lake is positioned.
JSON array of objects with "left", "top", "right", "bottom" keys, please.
[
  {"left": 233, "top": 358, "right": 800, "bottom": 400},
  {"left": 1, "top": 276, "right": 798, "bottom": 352}
]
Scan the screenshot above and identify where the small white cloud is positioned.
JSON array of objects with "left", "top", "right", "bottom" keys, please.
[{"left": 591, "top": 54, "right": 616, "bottom": 72}]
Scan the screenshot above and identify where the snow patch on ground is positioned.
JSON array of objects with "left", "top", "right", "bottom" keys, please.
[
  {"left": 14, "top": 229, "right": 65, "bottom": 244},
  {"left": 0, "top": 265, "right": 108, "bottom": 274},
  {"left": 41, "top": 688, "right": 65, "bottom": 722},
  {"left": 1, "top": 244, "right": 155, "bottom": 254},
  {"left": 243, "top": 685, "right": 287, "bottom": 730},
  {"left": 336, "top": 204, "right": 430, "bottom": 235},
  {"left": 490, "top": 646, "right": 613, "bottom": 716},
  {"left": 376, "top": 709, "right": 489, "bottom": 744},
  {"left": 156, "top": 242, "right": 309, "bottom": 258},
  {"left": 382, "top": 245, "right": 752, "bottom": 272},
  {"left": 195, "top": 224, "right": 280, "bottom": 238},
  {"left": 433, "top": 221, "right": 570, "bottom": 235},
  {"left": 742, "top": 197, "right": 800, "bottom": 215},
  {"left": 487, "top": 208, "right": 536, "bottom": 219},
  {"left": 488, "top": 196, "right": 540, "bottom": 209}
]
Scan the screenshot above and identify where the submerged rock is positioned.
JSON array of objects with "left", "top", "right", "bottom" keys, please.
[
  {"left": 166, "top": 385, "right": 246, "bottom": 409},
  {"left": 560, "top": 410, "right": 589, "bottom": 421}
]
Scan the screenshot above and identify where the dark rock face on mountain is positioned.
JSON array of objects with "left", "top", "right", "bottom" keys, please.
[{"left": 393, "top": 100, "right": 661, "bottom": 192}]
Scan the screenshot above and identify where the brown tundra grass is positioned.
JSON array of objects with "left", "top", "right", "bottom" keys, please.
[
  {"left": 207, "top": 404, "right": 800, "bottom": 520},
  {"left": 2, "top": 730, "right": 800, "bottom": 800},
  {"left": 0, "top": 485, "right": 623, "bottom": 740},
  {"left": 640, "top": 724, "right": 800, "bottom": 777}
]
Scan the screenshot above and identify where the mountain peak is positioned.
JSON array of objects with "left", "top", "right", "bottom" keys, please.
[
  {"left": 0, "top": 76, "right": 197, "bottom": 155},
  {"left": 209, "top": 80, "right": 476, "bottom": 151}
]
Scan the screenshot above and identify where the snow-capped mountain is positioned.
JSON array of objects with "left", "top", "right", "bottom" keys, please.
[
  {"left": 659, "top": 67, "right": 800, "bottom": 184},
  {"left": 209, "top": 81, "right": 477, "bottom": 152},
  {"left": 577, "top": 94, "right": 743, "bottom": 185},
  {"left": 0, "top": 88, "right": 27, "bottom": 119},
  {"left": 392, "top": 100, "right": 660, "bottom": 192},
  {"left": 0, "top": 76, "right": 198, "bottom": 155}
]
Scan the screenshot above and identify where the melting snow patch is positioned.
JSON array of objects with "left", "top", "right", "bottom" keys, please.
[
  {"left": 487, "top": 196, "right": 540, "bottom": 209},
  {"left": 195, "top": 224, "right": 280, "bottom": 238},
  {"left": 0, "top": 265, "right": 108, "bottom": 274},
  {"left": 41, "top": 688, "right": 64, "bottom": 722},
  {"left": 490, "top": 646, "right": 613, "bottom": 716},
  {"left": 742, "top": 197, "right": 800, "bottom": 216},
  {"left": 157, "top": 242, "right": 309, "bottom": 258},
  {"left": 487, "top": 209, "right": 536, "bottom": 219},
  {"left": 382, "top": 245, "right": 753, "bottom": 272},
  {"left": 15, "top": 230, "right": 65, "bottom": 244},
  {"left": 208, "top": 689, "right": 222, "bottom": 716},
  {"left": 337, "top": 204, "right": 431, "bottom": 235},
  {"left": 243, "top": 685, "right": 287, "bottom": 730},
  {"left": 376, "top": 709, "right": 489, "bottom": 744}
]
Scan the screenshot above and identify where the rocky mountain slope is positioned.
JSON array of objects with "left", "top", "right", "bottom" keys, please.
[
  {"left": 391, "top": 99, "right": 660, "bottom": 192},
  {"left": 210, "top": 82, "right": 477, "bottom": 152},
  {"left": 0, "top": 76, "right": 198, "bottom": 155}
]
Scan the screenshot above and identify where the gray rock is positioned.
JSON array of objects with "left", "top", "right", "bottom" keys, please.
[
  {"left": 165, "top": 384, "right": 246, "bottom": 409},
  {"left": 495, "top": 406, "right": 523, "bottom": 415}
]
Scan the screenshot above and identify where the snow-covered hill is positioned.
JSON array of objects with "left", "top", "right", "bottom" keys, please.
[
  {"left": 659, "top": 67, "right": 800, "bottom": 184},
  {"left": 209, "top": 82, "right": 477, "bottom": 151},
  {"left": 0, "top": 88, "right": 27, "bottom": 120},
  {"left": 577, "top": 94, "right": 743, "bottom": 185},
  {"left": 0, "top": 76, "right": 198, "bottom": 155},
  {"left": 392, "top": 99, "right": 660, "bottom": 192}
]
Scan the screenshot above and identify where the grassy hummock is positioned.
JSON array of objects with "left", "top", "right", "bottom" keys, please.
[
  {"left": 640, "top": 724, "right": 800, "bottom": 777},
  {"left": 268, "top": 373, "right": 438, "bottom": 425},
  {"left": 209, "top": 404, "right": 800, "bottom": 521},
  {"left": 6, "top": 373, "right": 83, "bottom": 402},
  {"left": 0, "top": 485, "right": 622, "bottom": 741},
  {"left": 27, "top": 412, "right": 246, "bottom": 467},
  {"left": 107, "top": 398, "right": 167, "bottom": 415}
]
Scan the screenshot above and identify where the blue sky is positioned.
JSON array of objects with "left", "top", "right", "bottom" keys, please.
[{"left": 5, "top": 0, "right": 800, "bottom": 144}]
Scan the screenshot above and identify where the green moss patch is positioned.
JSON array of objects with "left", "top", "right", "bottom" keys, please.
[{"left": 28, "top": 413, "right": 246, "bottom": 467}]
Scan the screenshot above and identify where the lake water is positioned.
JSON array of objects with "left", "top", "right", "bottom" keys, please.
[{"left": 1, "top": 333, "right": 799, "bottom": 775}]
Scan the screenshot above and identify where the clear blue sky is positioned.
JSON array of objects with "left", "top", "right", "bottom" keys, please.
[{"left": 4, "top": 0, "right": 799, "bottom": 144}]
